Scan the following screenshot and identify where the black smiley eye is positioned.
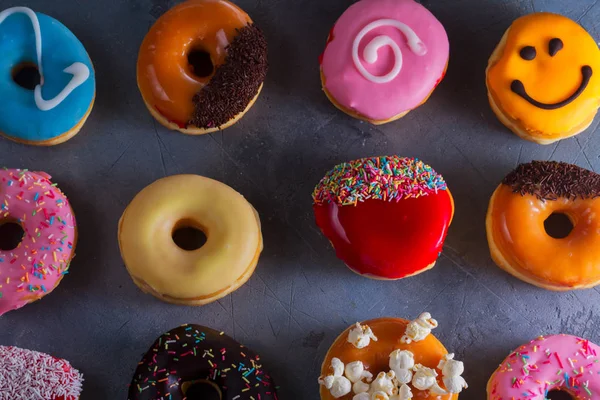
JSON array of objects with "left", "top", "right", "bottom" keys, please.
[
  {"left": 519, "top": 46, "right": 536, "bottom": 60},
  {"left": 549, "top": 38, "right": 563, "bottom": 56}
]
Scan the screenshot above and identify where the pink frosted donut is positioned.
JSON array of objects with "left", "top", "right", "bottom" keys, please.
[
  {"left": 0, "top": 345, "right": 83, "bottom": 399},
  {"left": 488, "top": 334, "right": 600, "bottom": 399},
  {"left": 0, "top": 169, "right": 76, "bottom": 316},
  {"left": 320, "top": 0, "right": 449, "bottom": 123}
]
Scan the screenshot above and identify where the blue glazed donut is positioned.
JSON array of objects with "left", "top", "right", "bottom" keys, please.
[{"left": 0, "top": 7, "right": 95, "bottom": 145}]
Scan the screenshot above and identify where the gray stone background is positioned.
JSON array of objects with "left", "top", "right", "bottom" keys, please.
[{"left": 1, "top": 0, "right": 600, "bottom": 398}]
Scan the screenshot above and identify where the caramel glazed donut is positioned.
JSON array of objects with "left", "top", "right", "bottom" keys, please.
[
  {"left": 128, "top": 324, "right": 278, "bottom": 400},
  {"left": 319, "top": 313, "right": 468, "bottom": 400},
  {"left": 137, "top": 0, "right": 268, "bottom": 134},
  {"left": 486, "top": 160, "right": 600, "bottom": 290}
]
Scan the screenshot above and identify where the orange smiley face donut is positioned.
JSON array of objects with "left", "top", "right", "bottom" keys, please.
[
  {"left": 318, "top": 314, "right": 467, "bottom": 400},
  {"left": 486, "top": 13, "right": 600, "bottom": 144},
  {"left": 486, "top": 161, "right": 600, "bottom": 290},
  {"left": 137, "top": 0, "right": 268, "bottom": 134}
]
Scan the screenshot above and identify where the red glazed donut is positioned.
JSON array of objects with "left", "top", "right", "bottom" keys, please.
[{"left": 312, "top": 156, "right": 454, "bottom": 279}]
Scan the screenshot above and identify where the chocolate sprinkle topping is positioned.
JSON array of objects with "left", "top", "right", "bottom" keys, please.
[
  {"left": 189, "top": 24, "right": 268, "bottom": 129},
  {"left": 503, "top": 161, "right": 600, "bottom": 201}
]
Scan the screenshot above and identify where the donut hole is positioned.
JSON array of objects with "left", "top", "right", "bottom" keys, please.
[
  {"left": 0, "top": 222, "right": 25, "bottom": 251},
  {"left": 182, "top": 380, "right": 222, "bottom": 400},
  {"left": 12, "top": 62, "right": 41, "bottom": 90},
  {"left": 187, "top": 48, "right": 214, "bottom": 78},
  {"left": 546, "top": 389, "right": 574, "bottom": 400},
  {"left": 544, "top": 213, "right": 574, "bottom": 239},
  {"left": 172, "top": 223, "right": 207, "bottom": 251}
]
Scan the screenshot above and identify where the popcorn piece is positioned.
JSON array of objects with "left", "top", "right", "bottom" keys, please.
[
  {"left": 371, "top": 391, "right": 390, "bottom": 400},
  {"left": 348, "top": 322, "right": 378, "bottom": 349},
  {"left": 389, "top": 350, "right": 414, "bottom": 384},
  {"left": 345, "top": 361, "right": 373, "bottom": 383},
  {"left": 396, "top": 384, "right": 413, "bottom": 400},
  {"left": 353, "top": 393, "right": 371, "bottom": 400},
  {"left": 437, "top": 353, "right": 468, "bottom": 393},
  {"left": 411, "top": 364, "right": 438, "bottom": 391},
  {"left": 401, "top": 312, "right": 438, "bottom": 344},
  {"left": 318, "top": 357, "right": 352, "bottom": 398},
  {"left": 353, "top": 380, "right": 370, "bottom": 394},
  {"left": 370, "top": 371, "right": 397, "bottom": 396}
]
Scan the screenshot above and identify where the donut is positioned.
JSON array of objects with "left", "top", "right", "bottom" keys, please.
[
  {"left": 118, "top": 174, "right": 262, "bottom": 306},
  {"left": 0, "top": 169, "right": 77, "bottom": 316},
  {"left": 0, "top": 7, "right": 95, "bottom": 146},
  {"left": 486, "top": 160, "right": 600, "bottom": 290},
  {"left": 319, "top": 0, "right": 449, "bottom": 124},
  {"left": 312, "top": 156, "right": 454, "bottom": 280},
  {"left": 0, "top": 345, "right": 83, "bottom": 399},
  {"left": 318, "top": 314, "right": 467, "bottom": 399},
  {"left": 128, "top": 324, "right": 278, "bottom": 400},
  {"left": 486, "top": 12, "right": 600, "bottom": 144},
  {"left": 137, "top": 0, "right": 268, "bottom": 135},
  {"left": 488, "top": 334, "right": 600, "bottom": 399}
]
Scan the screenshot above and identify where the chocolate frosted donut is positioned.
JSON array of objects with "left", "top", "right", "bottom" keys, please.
[{"left": 128, "top": 324, "right": 278, "bottom": 400}]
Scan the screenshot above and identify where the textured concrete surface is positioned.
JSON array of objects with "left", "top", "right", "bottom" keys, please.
[{"left": 1, "top": 0, "right": 600, "bottom": 399}]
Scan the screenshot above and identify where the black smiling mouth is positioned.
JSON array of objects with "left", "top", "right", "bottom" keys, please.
[{"left": 511, "top": 66, "right": 593, "bottom": 110}]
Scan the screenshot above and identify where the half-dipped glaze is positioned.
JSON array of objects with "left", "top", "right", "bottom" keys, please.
[
  {"left": 486, "top": 161, "right": 600, "bottom": 290},
  {"left": 128, "top": 324, "right": 278, "bottom": 400},
  {"left": 313, "top": 156, "right": 453, "bottom": 279}
]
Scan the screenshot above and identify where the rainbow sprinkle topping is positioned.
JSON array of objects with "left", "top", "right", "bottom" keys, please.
[
  {"left": 312, "top": 156, "right": 447, "bottom": 206},
  {"left": 128, "top": 324, "right": 278, "bottom": 400}
]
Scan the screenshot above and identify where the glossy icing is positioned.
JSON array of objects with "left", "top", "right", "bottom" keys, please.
[
  {"left": 0, "top": 8, "right": 94, "bottom": 142},
  {"left": 320, "top": 318, "right": 458, "bottom": 400},
  {"left": 137, "top": 0, "right": 251, "bottom": 126},
  {"left": 321, "top": 0, "right": 449, "bottom": 121},
  {"left": 0, "top": 345, "right": 82, "bottom": 399},
  {"left": 312, "top": 157, "right": 453, "bottom": 280},
  {"left": 128, "top": 324, "right": 278, "bottom": 400},
  {"left": 118, "top": 174, "right": 262, "bottom": 304},
  {"left": 487, "top": 12, "right": 600, "bottom": 136},
  {"left": 488, "top": 335, "right": 600, "bottom": 399},
  {"left": 487, "top": 184, "right": 600, "bottom": 288},
  {"left": 0, "top": 169, "right": 77, "bottom": 316}
]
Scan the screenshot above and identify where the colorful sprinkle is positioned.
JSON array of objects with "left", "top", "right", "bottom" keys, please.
[{"left": 312, "top": 156, "right": 447, "bottom": 206}]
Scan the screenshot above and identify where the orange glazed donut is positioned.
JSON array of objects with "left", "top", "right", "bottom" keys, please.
[
  {"left": 318, "top": 314, "right": 468, "bottom": 399},
  {"left": 486, "top": 161, "right": 600, "bottom": 290},
  {"left": 137, "top": 0, "right": 268, "bottom": 134}
]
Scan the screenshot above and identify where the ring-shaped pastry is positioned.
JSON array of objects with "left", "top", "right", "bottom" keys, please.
[
  {"left": 118, "top": 174, "right": 262, "bottom": 305},
  {"left": 486, "top": 161, "right": 600, "bottom": 290}
]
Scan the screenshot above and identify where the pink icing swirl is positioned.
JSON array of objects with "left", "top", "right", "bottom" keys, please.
[
  {"left": 488, "top": 334, "right": 600, "bottom": 399},
  {"left": 321, "top": 0, "right": 449, "bottom": 121},
  {"left": 0, "top": 169, "right": 76, "bottom": 316}
]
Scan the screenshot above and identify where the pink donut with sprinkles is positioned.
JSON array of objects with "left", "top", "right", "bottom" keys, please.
[
  {"left": 0, "top": 345, "right": 83, "bottom": 399},
  {"left": 320, "top": 0, "right": 449, "bottom": 124},
  {"left": 488, "top": 334, "right": 600, "bottom": 399},
  {"left": 0, "top": 169, "right": 76, "bottom": 316}
]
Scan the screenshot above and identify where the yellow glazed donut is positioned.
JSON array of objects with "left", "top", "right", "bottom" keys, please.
[
  {"left": 486, "top": 161, "right": 600, "bottom": 290},
  {"left": 486, "top": 12, "right": 600, "bottom": 144},
  {"left": 118, "top": 175, "right": 263, "bottom": 305}
]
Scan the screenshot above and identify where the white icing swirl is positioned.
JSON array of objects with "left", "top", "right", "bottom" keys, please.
[
  {"left": 0, "top": 7, "right": 90, "bottom": 111},
  {"left": 352, "top": 19, "right": 426, "bottom": 84}
]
